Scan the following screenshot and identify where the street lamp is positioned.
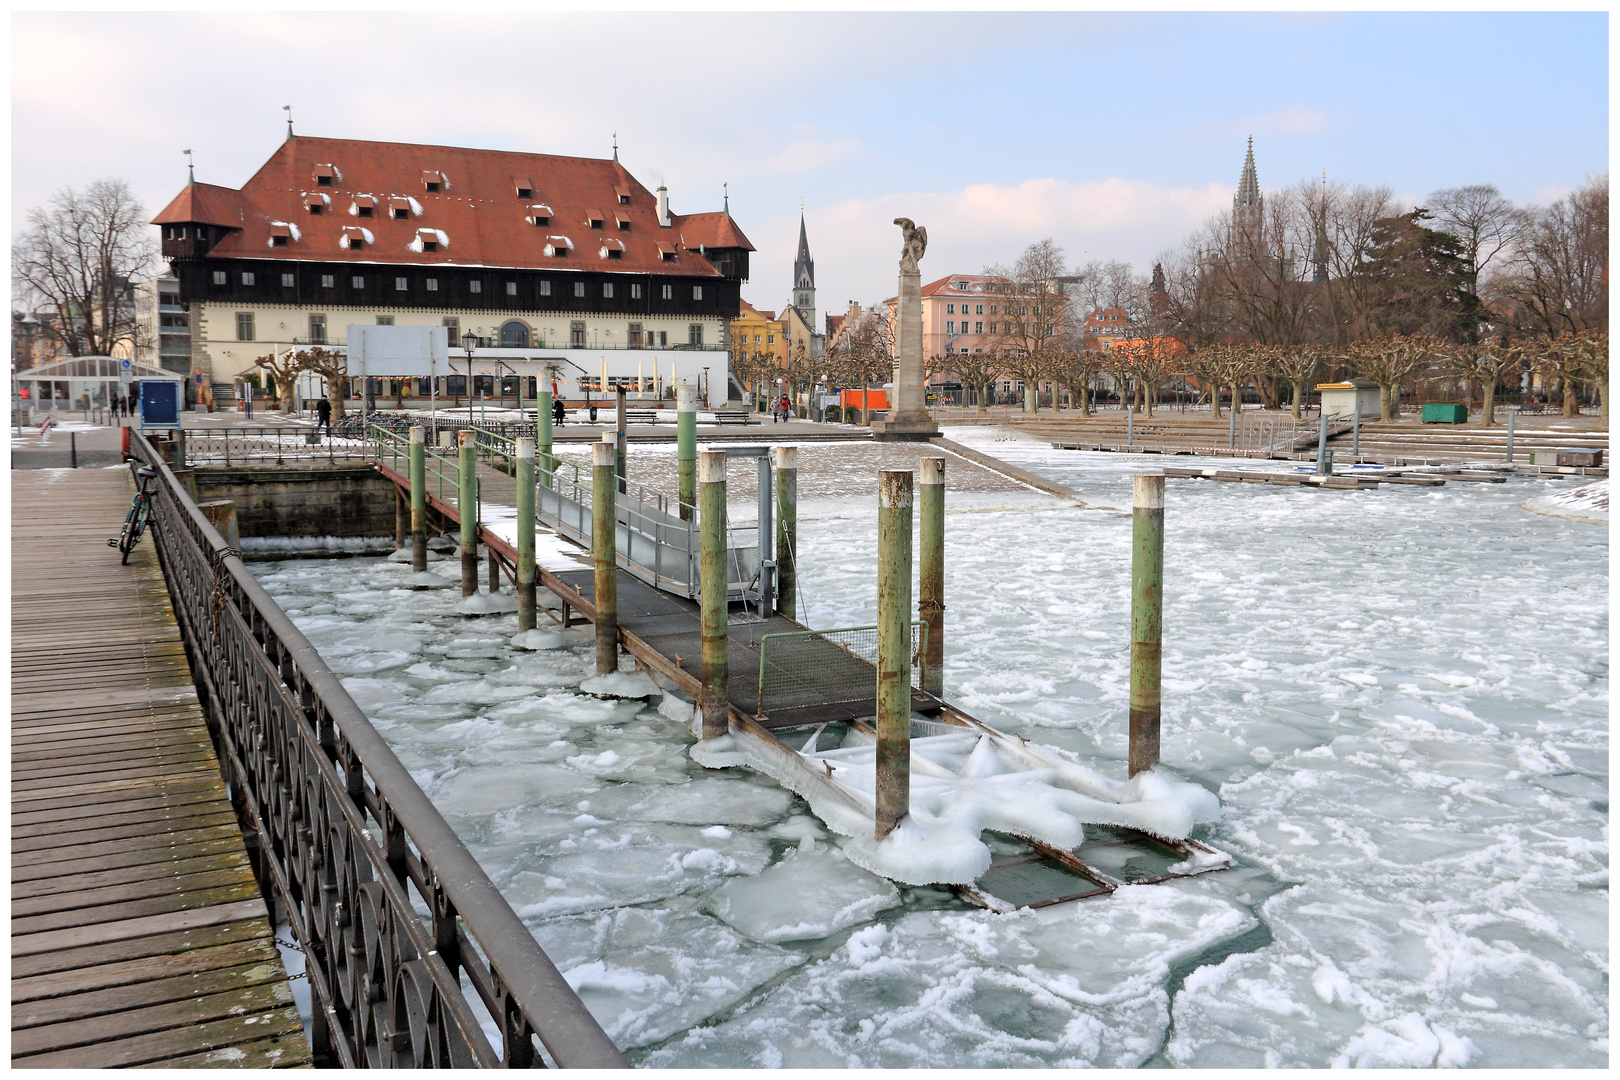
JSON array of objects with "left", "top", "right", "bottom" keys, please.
[{"left": 461, "top": 329, "right": 476, "bottom": 416}]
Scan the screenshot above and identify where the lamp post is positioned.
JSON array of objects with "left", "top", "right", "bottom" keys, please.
[{"left": 461, "top": 329, "right": 476, "bottom": 422}]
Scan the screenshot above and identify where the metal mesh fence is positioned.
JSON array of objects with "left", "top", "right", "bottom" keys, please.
[{"left": 756, "top": 623, "right": 926, "bottom": 722}]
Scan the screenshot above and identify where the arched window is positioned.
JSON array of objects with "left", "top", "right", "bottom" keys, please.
[{"left": 500, "top": 321, "right": 530, "bottom": 348}]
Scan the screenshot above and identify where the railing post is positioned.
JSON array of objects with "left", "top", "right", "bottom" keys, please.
[
  {"left": 919, "top": 454, "right": 945, "bottom": 698},
  {"left": 677, "top": 385, "right": 697, "bottom": 520},
  {"left": 516, "top": 437, "right": 536, "bottom": 632},
  {"left": 876, "top": 469, "right": 913, "bottom": 840},
  {"left": 592, "top": 435, "right": 618, "bottom": 676},
  {"left": 537, "top": 383, "right": 554, "bottom": 488},
  {"left": 774, "top": 445, "right": 798, "bottom": 621},
  {"left": 1352, "top": 408, "right": 1361, "bottom": 462},
  {"left": 409, "top": 427, "right": 427, "bottom": 573},
  {"left": 698, "top": 449, "right": 728, "bottom": 739},
  {"left": 1130, "top": 473, "right": 1164, "bottom": 778},
  {"left": 458, "top": 430, "right": 478, "bottom": 597}
]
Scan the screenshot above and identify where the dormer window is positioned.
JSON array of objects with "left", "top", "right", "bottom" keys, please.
[
  {"left": 390, "top": 197, "right": 412, "bottom": 220},
  {"left": 607, "top": 248, "right": 623, "bottom": 260},
  {"left": 614, "top": 187, "right": 631, "bottom": 205},
  {"left": 656, "top": 242, "right": 677, "bottom": 262},
  {"left": 313, "top": 163, "right": 340, "bottom": 187},
  {"left": 421, "top": 170, "right": 444, "bottom": 193},
  {"left": 545, "top": 235, "right": 573, "bottom": 258},
  {"left": 340, "top": 226, "right": 372, "bottom": 251},
  {"left": 526, "top": 204, "right": 553, "bottom": 227},
  {"left": 587, "top": 211, "right": 604, "bottom": 230},
  {"left": 305, "top": 193, "right": 330, "bottom": 215},
  {"left": 269, "top": 223, "right": 294, "bottom": 248},
  {"left": 600, "top": 239, "right": 626, "bottom": 260},
  {"left": 352, "top": 195, "right": 377, "bottom": 218},
  {"left": 616, "top": 213, "right": 631, "bottom": 231},
  {"left": 514, "top": 178, "right": 535, "bottom": 199}
]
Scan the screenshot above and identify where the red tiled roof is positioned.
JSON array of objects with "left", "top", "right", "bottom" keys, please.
[
  {"left": 150, "top": 135, "right": 754, "bottom": 276},
  {"left": 152, "top": 182, "right": 247, "bottom": 229}
]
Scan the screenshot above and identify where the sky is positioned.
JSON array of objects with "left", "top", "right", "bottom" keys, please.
[{"left": 10, "top": 10, "right": 1608, "bottom": 319}]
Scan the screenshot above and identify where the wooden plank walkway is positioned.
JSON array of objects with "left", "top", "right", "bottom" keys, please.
[{"left": 10, "top": 466, "right": 312, "bottom": 1069}]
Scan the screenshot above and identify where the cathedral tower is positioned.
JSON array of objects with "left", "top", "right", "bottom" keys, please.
[
  {"left": 1233, "top": 136, "right": 1263, "bottom": 231},
  {"left": 792, "top": 210, "right": 816, "bottom": 331}
]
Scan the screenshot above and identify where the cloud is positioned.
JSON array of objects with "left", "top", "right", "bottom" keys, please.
[
  {"left": 1215, "top": 106, "right": 1331, "bottom": 139},
  {"left": 1532, "top": 183, "right": 1574, "bottom": 206},
  {"left": 758, "top": 139, "right": 864, "bottom": 175},
  {"left": 746, "top": 178, "right": 1231, "bottom": 315}
]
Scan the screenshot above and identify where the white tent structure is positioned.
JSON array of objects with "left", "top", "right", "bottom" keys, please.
[{"left": 16, "top": 357, "right": 184, "bottom": 413}]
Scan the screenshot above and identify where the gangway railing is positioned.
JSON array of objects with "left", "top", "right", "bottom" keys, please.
[
  {"left": 136, "top": 434, "right": 623, "bottom": 1068},
  {"left": 755, "top": 623, "right": 927, "bottom": 726},
  {"left": 371, "top": 424, "right": 480, "bottom": 522}
]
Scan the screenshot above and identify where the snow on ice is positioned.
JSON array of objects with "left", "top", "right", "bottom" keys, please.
[{"left": 250, "top": 426, "right": 1606, "bottom": 1066}]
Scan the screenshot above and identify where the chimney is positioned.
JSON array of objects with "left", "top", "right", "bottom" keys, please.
[{"left": 656, "top": 185, "right": 670, "bottom": 227}]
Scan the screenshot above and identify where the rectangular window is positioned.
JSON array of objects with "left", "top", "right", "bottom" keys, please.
[
  {"left": 766, "top": 334, "right": 774, "bottom": 344},
  {"left": 352, "top": 276, "right": 365, "bottom": 289},
  {"left": 426, "top": 278, "right": 438, "bottom": 291},
  {"left": 975, "top": 321, "right": 984, "bottom": 334},
  {"left": 425, "top": 181, "right": 441, "bottom": 193},
  {"left": 688, "top": 324, "right": 703, "bottom": 346},
  {"left": 350, "top": 239, "right": 363, "bottom": 251},
  {"left": 631, "top": 283, "right": 642, "bottom": 299},
  {"left": 574, "top": 281, "right": 585, "bottom": 298},
  {"left": 628, "top": 323, "right": 643, "bottom": 347},
  {"left": 309, "top": 314, "right": 327, "bottom": 344},
  {"left": 975, "top": 304, "right": 984, "bottom": 315},
  {"left": 442, "top": 316, "right": 458, "bottom": 338},
  {"left": 446, "top": 375, "right": 466, "bottom": 395},
  {"left": 358, "top": 205, "right": 373, "bottom": 218},
  {"left": 693, "top": 286, "right": 703, "bottom": 301},
  {"left": 392, "top": 207, "right": 409, "bottom": 220},
  {"left": 376, "top": 316, "right": 394, "bottom": 326},
  {"left": 236, "top": 312, "right": 254, "bottom": 341},
  {"left": 395, "top": 276, "right": 408, "bottom": 291},
  {"left": 309, "top": 204, "right": 323, "bottom": 215},
  {"left": 539, "top": 280, "right": 551, "bottom": 296},
  {"left": 271, "top": 236, "right": 288, "bottom": 247},
  {"left": 532, "top": 215, "right": 549, "bottom": 226},
  {"left": 316, "top": 175, "right": 331, "bottom": 188},
  {"left": 946, "top": 321, "right": 956, "bottom": 335},
  {"left": 212, "top": 270, "right": 227, "bottom": 285},
  {"left": 607, "top": 248, "right": 623, "bottom": 260},
  {"left": 662, "top": 284, "right": 673, "bottom": 300},
  {"left": 321, "top": 274, "right": 334, "bottom": 288},
  {"left": 469, "top": 280, "right": 482, "bottom": 293},
  {"left": 603, "top": 283, "right": 614, "bottom": 298},
  {"left": 281, "top": 273, "right": 295, "bottom": 287},
  {"left": 506, "top": 281, "right": 518, "bottom": 296},
  {"left": 946, "top": 303, "right": 955, "bottom": 315},
  {"left": 422, "top": 239, "right": 437, "bottom": 252},
  {"left": 570, "top": 321, "right": 586, "bottom": 348}
]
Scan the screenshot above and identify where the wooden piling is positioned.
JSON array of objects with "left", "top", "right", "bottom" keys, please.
[
  {"left": 409, "top": 427, "right": 427, "bottom": 573},
  {"left": 615, "top": 385, "right": 628, "bottom": 494},
  {"left": 774, "top": 445, "right": 798, "bottom": 621},
  {"left": 677, "top": 385, "right": 697, "bottom": 520},
  {"left": 516, "top": 437, "right": 537, "bottom": 631},
  {"left": 458, "top": 430, "right": 477, "bottom": 597},
  {"left": 918, "top": 454, "right": 945, "bottom": 698},
  {"left": 394, "top": 488, "right": 407, "bottom": 551},
  {"left": 698, "top": 449, "right": 728, "bottom": 739},
  {"left": 1129, "top": 474, "right": 1164, "bottom": 778},
  {"left": 592, "top": 436, "right": 618, "bottom": 676},
  {"left": 876, "top": 468, "right": 913, "bottom": 840}
]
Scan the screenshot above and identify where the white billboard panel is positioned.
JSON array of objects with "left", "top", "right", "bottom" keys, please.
[{"left": 345, "top": 325, "right": 450, "bottom": 376}]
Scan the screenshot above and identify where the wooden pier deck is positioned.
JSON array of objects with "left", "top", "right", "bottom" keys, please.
[{"left": 10, "top": 467, "right": 311, "bottom": 1068}]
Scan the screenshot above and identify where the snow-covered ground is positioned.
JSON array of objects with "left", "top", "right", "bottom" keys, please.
[
  {"left": 1524, "top": 478, "right": 1608, "bottom": 525},
  {"left": 250, "top": 425, "right": 1607, "bottom": 1067}
]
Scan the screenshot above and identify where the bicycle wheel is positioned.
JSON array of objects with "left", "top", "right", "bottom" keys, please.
[{"left": 121, "top": 499, "right": 148, "bottom": 564}]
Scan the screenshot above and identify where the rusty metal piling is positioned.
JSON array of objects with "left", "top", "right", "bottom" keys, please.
[
  {"left": 677, "top": 385, "right": 697, "bottom": 520},
  {"left": 592, "top": 436, "right": 618, "bottom": 676},
  {"left": 516, "top": 437, "right": 536, "bottom": 631},
  {"left": 1129, "top": 473, "right": 1164, "bottom": 777},
  {"left": 876, "top": 469, "right": 913, "bottom": 840},
  {"left": 918, "top": 454, "right": 945, "bottom": 698},
  {"left": 409, "top": 427, "right": 427, "bottom": 573},
  {"left": 457, "top": 430, "right": 477, "bottom": 597},
  {"left": 699, "top": 449, "right": 728, "bottom": 739}
]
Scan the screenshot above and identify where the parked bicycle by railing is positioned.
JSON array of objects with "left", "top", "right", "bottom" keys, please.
[{"left": 107, "top": 465, "right": 158, "bottom": 564}]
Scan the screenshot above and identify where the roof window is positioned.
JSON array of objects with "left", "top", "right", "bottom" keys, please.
[
  {"left": 545, "top": 236, "right": 573, "bottom": 258},
  {"left": 527, "top": 204, "right": 553, "bottom": 226},
  {"left": 410, "top": 228, "right": 448, "bottom": 254},
  {"left": 268, "top": 222, "right": 295, "bottom": 248},
  {"left": 340, "top": 226, "right": 373, "bottom": 251},
  {"left": 390, "top": 197, "right": 412, "bottom": 220},
  {"left": 656, "top": 242, "right": 677, "bottom": 262},
  {"left": 600, "top": 239, "right": 626, "bottom": 260},
  {"left": 614, "top": 187, "right": 631, "bottom": 205},
  {"left": 313, "top": 163, "right": 339, "bottom": 187},
  {"left": 514, "top": 178, "right": 535, "bottom": 199},
  {"left": 305, "top": 192, "right": 330, "bottom": 215},
  {"left": 352, "top": 195, "right": 377, "bottom": 218},
  {"left": 421, "top": 170, "right": 444, "bottom": 193},
  {"left": 615, "top": 213, "right": 631, "bottom": 231},
  {"left": 586, "top": 210, "right": 605, "bottom": 230}
]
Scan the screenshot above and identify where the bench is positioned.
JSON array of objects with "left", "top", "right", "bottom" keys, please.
[
  {"left": 712, "top": 410, "right": 758, "bottom": 426},
  {"left": 625, "top": 409, "right": 661, "bottom": 424}
]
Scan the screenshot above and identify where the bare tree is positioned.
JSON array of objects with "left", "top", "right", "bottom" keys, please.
[
  {"left": 1494, "top": 175, "right": 1608, "bottom": 341},
  {"left": 1425, "top": 184, "right": 1522, "bottom": 295},
  {"left": 826, "top": 308, "right": 890, "bottom": 424},
  {"left": 12, "top": 179, "right": 158, "bottom": 358},
  {"left": 252, "top": 347, "right": 304, "bottom": 412},
  {"left": 296, "top": 346, "right": 350, "bottom": 420},
  {"left": 1445, "top": 339, "right": 1518, "bottom": 426},
  {"left": 984, "top": 239, "right": 1073, "bottom": 413},
  {"left": 1349, "top": 335, "right": 1437, "bottom": 421}
]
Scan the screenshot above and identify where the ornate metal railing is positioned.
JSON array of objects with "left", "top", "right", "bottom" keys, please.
[
  {"left": 128, "top": 436, "right": 625, "bottom": 1069},
  {"left": 181, "top": 425, "right": 375, "bottom": 465}
]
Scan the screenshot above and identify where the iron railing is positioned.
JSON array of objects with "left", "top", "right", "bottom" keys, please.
[
  {"left": 181, "top": 426, "right": 374, "bottom": 466},
  {"left": 370, "top": 425, "right": 481, "bottom": 521},
  {"left": 756, "top": 623, "right": 927, "bottom": 723},
  {"left": 128, "top": 436, "right": 625, "bottom": 1069}
]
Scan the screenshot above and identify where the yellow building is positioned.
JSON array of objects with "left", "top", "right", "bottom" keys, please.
[{"left": 731, "top": 298, "right": 788, "bottom": 365}]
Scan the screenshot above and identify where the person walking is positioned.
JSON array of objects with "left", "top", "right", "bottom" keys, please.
[
  {"left": 553, "top": 395, "right": 566, "bottom": 427},
  {"left": 778, "top": 393, "right": 792, "bottom": 424},
  {"left": 315, "top": 396, "right": 332, "bottom": 434}
]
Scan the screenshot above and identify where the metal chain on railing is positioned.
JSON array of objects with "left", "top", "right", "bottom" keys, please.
[{"left": 127, "top": 437, "right": 625, "bottom": 1070}]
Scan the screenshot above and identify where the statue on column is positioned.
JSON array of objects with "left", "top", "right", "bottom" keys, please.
[
  {"left": 894, "top": 218, "right": 927, "bottom": 274},
  {"left": 873, "top": 218, "right": 939, "bottom": 440}
]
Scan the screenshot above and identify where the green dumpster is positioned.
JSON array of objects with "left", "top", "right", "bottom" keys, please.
[{"left": 1421, "top": 403, "right": 1468, "bottom": 424}]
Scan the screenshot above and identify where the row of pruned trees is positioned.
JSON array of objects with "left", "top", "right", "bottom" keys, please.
[{"left": 250, "top": 346, "right": 350, "bottom": 417}]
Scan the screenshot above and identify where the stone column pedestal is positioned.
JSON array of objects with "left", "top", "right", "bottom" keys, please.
[{"left": 872, "top": 259, "right": 938, "bottom": 442}]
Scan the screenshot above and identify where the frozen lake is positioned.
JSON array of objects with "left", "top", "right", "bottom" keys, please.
[{"left": 251, "top": 426, "right": 1607, "bottom": 1067}]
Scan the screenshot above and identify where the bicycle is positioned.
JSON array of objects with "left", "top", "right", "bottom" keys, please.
[{"left": 109, "top": 466, "right": 158, "bottom": 564}]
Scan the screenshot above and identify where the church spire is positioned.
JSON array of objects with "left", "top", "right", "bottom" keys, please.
[
  {"left": 792, "top": 208, "right": 816, "bottom": 335},
  {"left": 1235, "top": 136, "right": 1260, "bottom": 210},
  {"left": 1312, "top": 167, "right": 1330, "bottom": 285}
]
